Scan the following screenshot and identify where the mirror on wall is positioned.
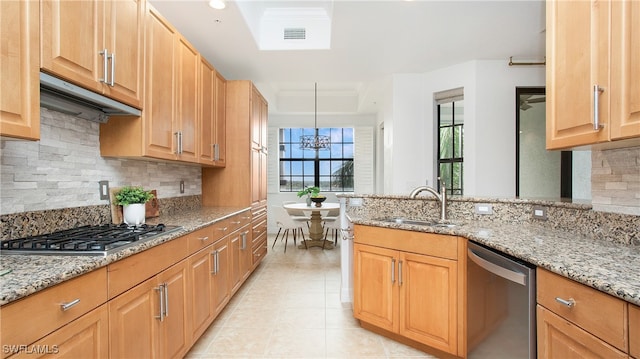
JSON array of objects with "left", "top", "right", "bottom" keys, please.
[{"left": 516, "top": 87, "right": 572, "bottom": 199}]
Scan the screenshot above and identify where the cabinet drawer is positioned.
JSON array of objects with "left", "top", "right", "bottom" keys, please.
[
  {"left": 630, "top": 303, "right": 640, "bottom": 358},
  {"left": 353, "top": 225, "right": 458, "bottom": 260},
  {"left": 227, "top": 211, "right": 251, "bottom": 233},
  {"left": 1, "top": 268, "right": 107, "bottom": 353},
  {"left": 108, "top": 235, "right": 189, "bottom": 298},
  {"left": 252, "top": 218, "right": 267, "bottom": 242},
  {"left": 187, "top": 225, "right": 215, "bottom": 255},
  {"left": 252, "top": 236, "right": 267, "bottom": 266},
  {"left": 537, "top": 268, "right": 628, "bottom": 351}
]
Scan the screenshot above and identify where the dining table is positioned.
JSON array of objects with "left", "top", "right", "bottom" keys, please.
[{"left": 283, "top": 202, "right": 340, "bottom": 250}]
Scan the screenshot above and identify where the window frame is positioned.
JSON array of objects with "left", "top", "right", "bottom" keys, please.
[{"left": 437, "top": 99, "right": 464, "bottom": 195}]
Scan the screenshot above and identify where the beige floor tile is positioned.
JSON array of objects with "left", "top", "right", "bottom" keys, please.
[
  {"left": 325, "top": 327, "right": 388, "bottom": 357},
  {"left": 265, "top": 327, "right": 326, "bottom": 357}
]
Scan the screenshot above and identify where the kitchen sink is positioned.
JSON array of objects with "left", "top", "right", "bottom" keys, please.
[{"left": 375, "top": 217, "right": 459, "bottom": 228}]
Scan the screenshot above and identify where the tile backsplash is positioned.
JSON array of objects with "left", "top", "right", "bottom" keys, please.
[
  {"left": 591, "top": 146, "right": 640, "bottom": 215},
  {"left": 0, "top": 108, "right": 202, "bottom": 215}
]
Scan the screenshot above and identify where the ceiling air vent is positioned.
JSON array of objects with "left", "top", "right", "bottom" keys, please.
[{"left": 284, "top": 27, "right": 306, "bottom": 40}]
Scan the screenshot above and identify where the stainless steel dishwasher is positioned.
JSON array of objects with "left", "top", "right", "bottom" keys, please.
[{"left": 467, "top": 241, "right": 536, "bottom": 359}]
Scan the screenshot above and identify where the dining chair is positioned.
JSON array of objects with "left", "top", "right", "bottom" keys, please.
[
  {"left": 272, "top": 205, "right": 307, "bottom": 252},
  {"left": 282, "top": 201, "right": 311, "bottom": 231},
  {"left": 321, "top": 207, "right": 341, "bottom": 246}
]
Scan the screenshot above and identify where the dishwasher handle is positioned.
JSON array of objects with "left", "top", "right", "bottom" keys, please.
[{"left": 468, "top": 247, "right": 527, "bottom": 286}]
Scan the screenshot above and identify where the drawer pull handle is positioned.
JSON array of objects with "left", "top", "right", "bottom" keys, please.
[
  {"left": 231, "top": 221, "right": 241, "bottom": 225},
  {"left": 555, "top": 297, "right": 576, "bottom": 308},
  {"left": 218, "top": 227, "right": 228, "bottom": 232},
  {"left": 199, "top": 236, "right": 209, "bottom": 241},
  {"left": 60, "top": 299, "right": 80, "bottom": 311}
]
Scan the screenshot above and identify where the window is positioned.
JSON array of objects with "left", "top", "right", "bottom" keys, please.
[
  {"left": 279, "top": 128, "right": 354, "bottom": 192},
  {"left": 437, "top": 100, "right": 464, "bottom": 195}
]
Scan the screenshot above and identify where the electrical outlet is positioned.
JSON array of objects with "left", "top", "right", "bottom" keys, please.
[
  {"left": 533, "top": 206, "right": 548, "bottom": 220},
  {"left": 349, "top": 198, "right": 363, "bottom": 207},
  {"left": 474, "top": 203, "right": 493, "bottom": 215},
  {"left": 180, "top": 180, "right": 185, "bottom": 194},
  {"left": 98, "top": 180, "right": 109, "bottom": 200}
]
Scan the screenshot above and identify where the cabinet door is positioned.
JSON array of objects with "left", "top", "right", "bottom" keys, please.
[
  {"left": 214, "top": 71, "right": 227, "bottom": 166},
  {"left": 353, "top": 243, "right": 399, "bottom": 333},
  {"left": 251, "top": 149, "right": 262, "bottom": 205},
  {"left": 0, "top": 0, "right": 40, "bottom": 140},
  {"left": 537, "top": 305, "right": 627, "bottom": 359},
  {"left": 610, "top": 0, "right": 640, "bottom": 140},
  {"left": 188, "top": 247, "right": 215, "bottom": 340},
  {"left": 144, "top": 5, "right": 177, "bottom": 160},
  {"left": 41, "top": 0, "right": 104, "bottom": 93},
  {"left": 109, "top": 277, "right": 159, "bottom": 358},
  {"left": 546, "top": 0, "right": 611, "bottom": 149},
  {"left": 176, "top": 35, "right": 199, "bottom": 163},
  {"left": 11, "top": 306, "right": 109, "bottom": 359},
  {"left": 212, "top": 237, "right": 231, "bottom": 315},
  {"left": 158, "top": 260, "right": 190, "bottom": 359},
  {"left": 239, "top": 228, "right": 253, "bottom": 282},
  {"left": 630, "top": 303, "right": 640, "bottom": 358},
  {"left": 199, "top": 58, "right": 216, "bottom": 164},
  {"left": 399, "top": 252, "right": 457, "bottom": 355},
  {"left": 250, "top": 86, "right": 262, "bottom": 150},
  {"left": 103, "top": 0, "right": 144, "bottom": 108}
]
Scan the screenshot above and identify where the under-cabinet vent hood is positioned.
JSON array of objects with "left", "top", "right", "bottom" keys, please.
[{"left": 39, "top": 72, "right": 141, "bottom": 123}]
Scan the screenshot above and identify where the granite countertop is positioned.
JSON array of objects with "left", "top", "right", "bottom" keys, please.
[
  {"left": 0, "top": 206, "right": 249, "bottom": 306},
  {"left": 349, "top": 215, "right": 640, "bottom": 306}
]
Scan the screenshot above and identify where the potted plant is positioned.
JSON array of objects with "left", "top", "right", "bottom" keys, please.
[
  {"left": 297, "top": 186, "right": 325, "bottom": 207},
  {"left": 114, "top": 186, "right": 155, "bottom": 225}
]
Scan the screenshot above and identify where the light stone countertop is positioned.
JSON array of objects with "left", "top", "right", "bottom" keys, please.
[
  {"left": 0, "top": 206, "right": 249, "bottom": 306},
  {"left": 349, "top": 215, "right": 640, "bottom": 306}
]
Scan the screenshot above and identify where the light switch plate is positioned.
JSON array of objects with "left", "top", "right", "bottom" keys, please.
[{"left": 349, "top": 198, "right": 363, "bottom": 207}]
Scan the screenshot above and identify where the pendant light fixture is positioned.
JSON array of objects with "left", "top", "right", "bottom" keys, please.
[{"left": 300, "top": 82, "right": 331, "bottom": 151}]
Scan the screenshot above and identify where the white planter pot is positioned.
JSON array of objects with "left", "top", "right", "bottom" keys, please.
[{"left": 123, "top": 203, "right": 146, "bottom": 226}]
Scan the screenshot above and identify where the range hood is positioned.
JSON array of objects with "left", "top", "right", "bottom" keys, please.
[{"left": 40, "top": 72, "right": 141, "bottom": 123}]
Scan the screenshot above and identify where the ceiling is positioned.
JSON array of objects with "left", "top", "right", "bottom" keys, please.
[{"left": 149, "top": 0, "right": 546, "bottom": 115}]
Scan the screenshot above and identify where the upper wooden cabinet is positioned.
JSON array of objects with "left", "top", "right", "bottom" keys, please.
[
  {"left": 100, "top": 4, "right": 202, "bottom": 164},
  {"left": 0, "top": 0, "right": 40, "bottom": 140},
  {"left": 40, "top": 0, "right": 144, "bottom": 109},
  {"left": 199, "top": 58, "right": 226, "bottom": 167},
  {"left": 546, "top": 0, "right": 640, "bottom": 149}
]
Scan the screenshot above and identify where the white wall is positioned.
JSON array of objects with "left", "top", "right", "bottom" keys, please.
[{"left": 382, "top": 60, "right": 545, "bottom": 197}]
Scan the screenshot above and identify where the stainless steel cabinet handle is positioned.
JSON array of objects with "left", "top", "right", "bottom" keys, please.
[
  {"left": 179, "top": 131, "right": 183, "bottom": 154},
  {"left": 163, "top": 283, "right": 169, "bottom": 318},
  {"left": 211, "top": 251, "right": 218, "bottom": 275},
  {"left": 199, "top": 236, "right": 209, "bottom": 241},
  {"left": 99, "top": 49, "right": 108, "bottom": 84},
  {"left": 174, "top": 132, "right": 180, "bottom": 154},
  {"left": 155, "top": 286, "right": 164, "bottom": 321},
  {"left": 241, "top": 231, "right": 247, "bottom": 250},
  {"left": 555, "top": 297, "right": 576, "bottom": 308},
  {"left": 218, "top": 227, "right": 228, "bottom": 232},
  {"left": 398, "top": 260, "right": 403, "bottom": 286},
  {"left": 593, "top": 85, "right": 604, "bottom": 130},
  {"left": 60, "top": 298, "right": 80, "bottom": 311},
  {"left": 391, "top": 258, "right": 396, "bottom": 284},
  {"left": 214, "top": 143, "right": 219, "bottom": 161},
  {"left": 109, "top": 52, "right": 116, "bottom": 86}
]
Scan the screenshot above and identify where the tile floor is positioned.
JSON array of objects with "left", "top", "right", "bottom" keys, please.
[{"left": 185, "top": 234, "right": 438, "bottom": 359}]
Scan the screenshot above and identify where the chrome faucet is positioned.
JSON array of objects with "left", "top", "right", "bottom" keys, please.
[{"left": 409, "top": 180, "right": 447, "bottom": 221}]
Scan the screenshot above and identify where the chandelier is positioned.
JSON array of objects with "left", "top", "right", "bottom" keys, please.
[{"left": 300, "top": 82, "right": 330, "bottom": 151}]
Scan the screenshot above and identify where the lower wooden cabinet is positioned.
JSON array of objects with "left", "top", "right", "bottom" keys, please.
[
  {"left": 188, "top": 246, "right": 216, "bottom": 341},
  {"left": 630, "top": 303, "right": 640, "bottom": 358},
  {"left": 109, "top": 259, "right": 189, "bottom": 359},
  {"left": 352, "top": 225, "right": 463, "bottom": 356},
  {"left": 9, "top": 305, "right": 109, "bottom": 359},
  {"left": 537, "top": 305, "right": 627, "bottom": 358},
  {"left": 536, "top": 268, "right": 630, "bottom": 358}
]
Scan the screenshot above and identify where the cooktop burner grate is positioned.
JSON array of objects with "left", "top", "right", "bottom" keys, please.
[{"left": 1, "top": 223, "right": 182, "bottom": 256}]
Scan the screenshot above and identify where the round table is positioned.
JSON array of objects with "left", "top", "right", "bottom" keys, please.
[{"left": 283, "top": 202, "right": 340, "bottom": 250}]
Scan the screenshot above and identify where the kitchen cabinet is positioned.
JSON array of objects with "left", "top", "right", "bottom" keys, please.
[
  {"left": 546, "top": 0, "right": 640, "bottom": 149},
  {"left": 0, "top": 0, "right": 40, "bottom": 140},
  {"left": 230, "top": 226, "right": 252, "bottom": 294},
  {"left": 40, "top": 0, "right": 144, "bottom": 109},
  {"left": 199, "top": 58, "right": 227, "bottom": 167},
  {"left": 99, "top": 4, "right": 200, "bottom": 164},
  {"left": 211, "top": 235, "right": 232, "bottom": 315},
  {"left": 630, "top": 303, "right": 640, "bottom": 358},
  {"left": 536, "top": 268, "right": 628, "bottom": 358},
  {"left": 109, "top": 259, "right": 189, "bottom": 359},
  {"left": 352, "top": 225, "right": 464, "bottom": 356},
  {"left": 10, "top": 305, "right": 109, "bottom": 359},
  {"left": 251, "top": 205, "right": 268, "bottom": 268},
  {"left": 0, "top": 268, "right": 107, "bottom": 359}
]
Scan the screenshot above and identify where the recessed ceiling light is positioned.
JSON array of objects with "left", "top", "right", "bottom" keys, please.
[{"left": 209, "top": 0, "right": 225, "bottom": 10}]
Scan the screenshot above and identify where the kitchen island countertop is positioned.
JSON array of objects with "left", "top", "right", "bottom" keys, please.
[{"left": 0, "top": 206, "right": 249, "bottom": 306}]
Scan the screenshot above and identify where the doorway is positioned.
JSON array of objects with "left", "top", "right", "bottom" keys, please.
[{"left": 516, "top": 87, "right": 572, "bottom": 198}]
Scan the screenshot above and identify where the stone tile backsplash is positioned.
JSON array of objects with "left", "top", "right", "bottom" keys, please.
[
  {"left": 591, "top": 146, "right": 640, "bottom": 215},
  {"left": 0, "top": 108, "right": 202, "bottom": 215}
]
